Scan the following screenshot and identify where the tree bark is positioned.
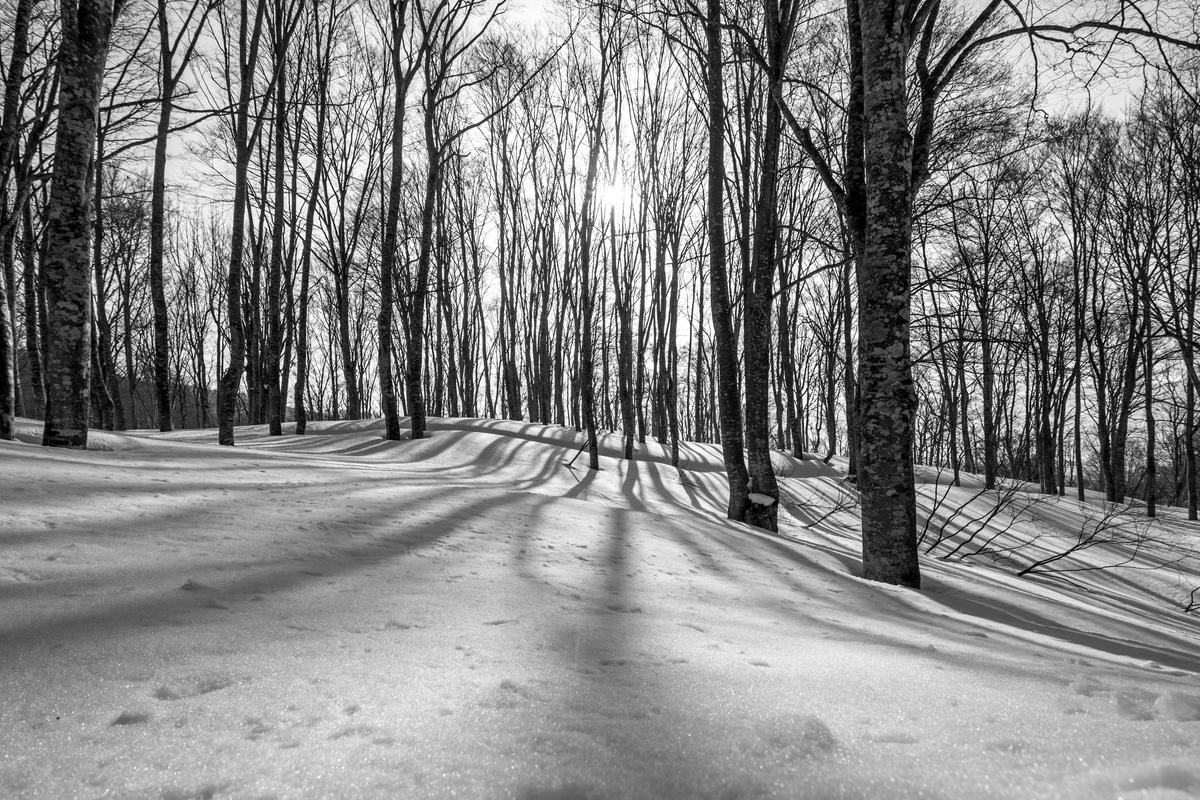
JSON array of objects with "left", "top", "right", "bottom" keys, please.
[
  {"left": 265, "top": 7, "right": 289, "bottom": 437},
  {"left": 41, "top": 0, "right": 122, "bottom": 449},
  {"left": 217, "top": 0, "right": 267, "bottom": 445},
  {"left": 855, "top": 0, "right": 920, "bottom": 587},
  {"left": 0, "top": 243, "right": 12, "bottom": 438},
  {"left": 705, "top": 0, "right": 749, "bottom": 518},
  {"left": 377, "top": 1, "right": 410, "bottom": 441},
  {"left": 0, "top": 0, "right": 34, "bottom": 438}
]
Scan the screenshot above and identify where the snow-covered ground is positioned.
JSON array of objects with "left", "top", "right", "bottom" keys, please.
[{"left": 2, "top": 416, "right": 1199, "bottom": 800}]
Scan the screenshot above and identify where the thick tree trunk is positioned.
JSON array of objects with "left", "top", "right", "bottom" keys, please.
[
  {"left": 41, "top": 0, "right": 121, "bottom": 449},
  {"left": 705, "top": 0, "right": 749, "bottom": 518},
  {"left": 855, "top": 0, "right": 920, "bottom": 587}
]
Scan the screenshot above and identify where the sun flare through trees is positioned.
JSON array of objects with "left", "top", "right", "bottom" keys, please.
[{"left": 2, "top": 0, "right": 1200, "bottom": 587}]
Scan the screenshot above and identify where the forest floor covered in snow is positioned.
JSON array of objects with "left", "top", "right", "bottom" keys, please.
[{"left": 2, "top": 416, "right": 1200, "bottom": 800}]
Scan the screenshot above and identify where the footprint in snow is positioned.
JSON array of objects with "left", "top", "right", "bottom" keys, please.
[
  {"left": 739, "top": 714, "right": 838, "bottom": 765},
  {"left": 1154, "top": 690, "right": 1200, "bottom": 722},
  {"left": 329, "top": 723, "right": 381, "bottom": 740},
  {"left": 383, "top": 620, "right": 419, "bottom": 631},
  {"left": 159, "top": 781, "right": 229, "bottom": 800},
  {"left": 867, "top": 731, "right": 920, "bottom": 745},
  {"left": 178, "top": 579, "right": 216, "bottom": 592},
  {"left": 1067, "top": 759, "right": 1200, "bottom": 798},
  {"left": 154, "top": 676, "right": 235, "bottom": 701},
  {"left": 480, "top": 679, "right": 536, "bottom": 709},
  {"left": 1068, "top": 678, "right": 1109, "bottom": 697},
  {"left": 111, "top": 710, "right": 150, "bottom": 726},
  {"left": 1114, "top": 689, "right": 1160, "bottom": 721},
  {"left": 518, "top": 784, "right": 591, "bottom": 800},
  {"left": 1099, "top": 686, "right": 1200, "bottom": 722},
  {"left": 605, "top": 603, "right": 643, "bottom": 614},
  {"left": 243, "top": 717, "right": 274, "bottom": 740}
]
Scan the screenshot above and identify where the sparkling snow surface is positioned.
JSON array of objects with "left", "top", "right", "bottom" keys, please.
[{"left": 2, "top": 417, "right": 1199, "bottom": 799}]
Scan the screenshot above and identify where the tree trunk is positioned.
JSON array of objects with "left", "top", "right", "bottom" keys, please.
[
  {"left": 1144, "top": 283, "right": 1155, "bottom": 517},
  {"left": 705, "top": 0, "right": 749, "bottom": 518},
  {"left": 1187, "top": 373, "right": 1197, "bottom": 521},
  {"left": 148, "top": 0, "right": 176, "bottom": 433},
  {"left": 855, "top": 0, "right": 920, "bottom": 587},
  {"left": 21, "top": 205, "right": 43, "bottom": 410},
  {"left": 41, "top": 0, "right": 122, "bottom": 449},
  {"left": 0, "top": 0, "right": 34, "bottom": 438},
  {"left": 378, "top": 11, "right": 408, "bottom": 441},
  {"left": 265, "top": 16, "right": 289, "bottom": 437},
  {"left": 407, "top": 92, "right": 440, "bottom": 440},
  {"left": 217, "top": 0, "right": 266, "bottom": 446},
  {"left": 0, "top": 244, "right": 12, "bottom": 438}
]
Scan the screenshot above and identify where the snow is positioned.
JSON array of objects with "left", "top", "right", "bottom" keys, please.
[{"left": 1, "top": 415, "right": 1199, "bottom": 799}]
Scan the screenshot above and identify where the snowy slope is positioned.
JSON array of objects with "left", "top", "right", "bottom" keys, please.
[{"left": 2, "top": 416, "right": 1199, "bottom": 800}]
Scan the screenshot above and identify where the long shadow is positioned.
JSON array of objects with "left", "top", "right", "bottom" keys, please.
[
  {"left": 562, "top": 464, "right": 599, "bottom": 501},
  {"left": 651, "top": 514, "right": 1200, "bottom": 682},
  {"left": 920, "top": 572, "right": 1200, "bottom": 674},
  {"left": 0, "top": 488, "right": 528, "bottom": 655}
]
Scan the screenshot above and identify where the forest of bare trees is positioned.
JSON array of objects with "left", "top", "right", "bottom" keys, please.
[{"left": 1, "top": 0, "right": 1199, "bottom": 587}]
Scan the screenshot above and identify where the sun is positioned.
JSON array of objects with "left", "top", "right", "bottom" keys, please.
[{"left": 596, "top": 179, "right": 636, "bottom": 211}]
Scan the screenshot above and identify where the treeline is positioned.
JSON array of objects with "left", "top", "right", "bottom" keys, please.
[
  {"left": 912, "top": 99, "right": 1200, "bottom": 519},
  {"left": 0, "top": 0, "right": 1197, "bottom": 587}
]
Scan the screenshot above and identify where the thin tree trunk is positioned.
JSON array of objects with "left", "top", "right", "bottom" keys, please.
[
  {"left": 217, "top": 0, "right": 267, "bottom": 446},
  {"left": 21, "top": 205, "right": 43, "bottom": 410},
  {"left": 378, "top": 4, "right": 409, "bottom": 441},
  {"left": 0, "top": 239, "right": 12, "bottom": 438},
  {"left": 265, "top": 12, "right": 289, "bottom": 437},
  {"left": 0, "top": 0, "right": 34, "bottom": 439}
]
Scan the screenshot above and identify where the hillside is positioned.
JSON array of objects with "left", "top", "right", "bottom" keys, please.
[{"left": 2, "top": 417, "right": 1199, "bottom": 799}]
